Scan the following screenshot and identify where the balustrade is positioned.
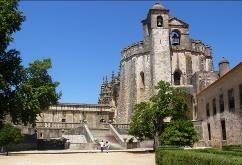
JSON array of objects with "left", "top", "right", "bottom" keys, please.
[{"left": 36, "top": 122, "right": 83, "bottom": 128}]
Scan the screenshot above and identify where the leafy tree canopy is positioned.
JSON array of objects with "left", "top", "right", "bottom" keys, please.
[
  {"left": 129, "top": 102, "right": 154, "bottom": 140},
  {"left": 12, "top": 59, "right": 61, "bottom": 125},
  {"left": 0, "top": 0, "right": 25, "bottom": 52},
  {"left": 0, "top": 0, "right": 60, "bottom": 126}
]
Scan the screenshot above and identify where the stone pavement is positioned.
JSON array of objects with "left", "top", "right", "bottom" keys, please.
[
  {"left": 8, "top": 148, "right": 153, "bottom": 155},
  {"left": 0, "top": 151, "right": 155, "bottom": 165}
]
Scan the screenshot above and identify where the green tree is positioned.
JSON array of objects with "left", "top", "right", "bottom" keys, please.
[
  {"left": 0, "top": 0, "right": 25, "bottom": 52},
  {"left": 0, "top": 0, "right": 25, "bottom": 127},
  {"left": 0, "top": 123, "right": 23, "bottom": 155},
  {"left": 129, "top": 102, "right": 154, "bottom": 140},
  {"left": 129, "top": 81, "right": 197, "bottom": 148},
  {"left": 0, "top": 0, "right": 60, "bottom": 127},
  {"left": 160, "top": 119, "right": 198, "bottom": 146},
  {"left": 12, "top": 59, "right": 61, "bottom": 125}
]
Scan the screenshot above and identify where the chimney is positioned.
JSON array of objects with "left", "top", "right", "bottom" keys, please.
[{"left": 219, "top": 57, "right": 230, "bottom": 77}]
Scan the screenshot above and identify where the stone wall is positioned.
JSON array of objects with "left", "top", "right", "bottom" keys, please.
[{"left": 196, "top": 63, "right": 242, "bottom": 147}]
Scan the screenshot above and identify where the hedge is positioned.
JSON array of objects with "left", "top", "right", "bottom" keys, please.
[
  {"left": 222, "top": 145, "right": 242, "bottom": 151},
  {"left": 193, "top": 148, "right": 242, "bottom": 157},
  {"left": 156, "top": 148, "right": 242, "bottom": 165}
]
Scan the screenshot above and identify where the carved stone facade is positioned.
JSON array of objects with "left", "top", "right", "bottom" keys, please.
[
  {"left": 37, "top": 103, "right": 113, "bottom": 129},
  {"left": 116, "top": 3, "right": 217, "bottom": 124}
]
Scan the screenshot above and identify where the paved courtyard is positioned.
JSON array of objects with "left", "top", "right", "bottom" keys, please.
[{"left": 0, "top": 152, "right": 155, "bottom": 165}]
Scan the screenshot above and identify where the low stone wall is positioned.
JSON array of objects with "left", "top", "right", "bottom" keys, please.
[
  {"left": 37, "top": 138, "right": 66, "bottom": 150},
  {"left": 7, "top": 134, "right": 37, "bottom": 151}
]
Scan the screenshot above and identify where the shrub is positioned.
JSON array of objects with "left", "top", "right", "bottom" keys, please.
[
  {"left": 160, "top": 120, "right": 198, "bottom": 147},
  {"left": 222, "top": 145, "right": 242, "bottom": 151},
  {"left": 156, "top": 148, "right": 242, "bottom": 165},
  {"left": 0, "top": 123, "right": 23, "bottom": 155},
  {"left": 193, "top": 148, "right": 242, "bottom": 157}
]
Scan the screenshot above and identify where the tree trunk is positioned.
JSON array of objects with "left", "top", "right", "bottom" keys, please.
[
  {"left": 153, "top": 132, "right": 160, "bottom": 150},
  {"left": 153, "top": 118, "right": 164, "bottom": 150},
  {"left": 5, "top": 146, "right": 8, "bottom": 156},
  {"left": 0, "top": 120, "right": 3, "bottom": 129}
]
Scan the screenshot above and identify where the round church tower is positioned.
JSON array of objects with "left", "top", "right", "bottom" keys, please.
[{"left": 116, "top": 3, "right": 215, "bottom": 124}]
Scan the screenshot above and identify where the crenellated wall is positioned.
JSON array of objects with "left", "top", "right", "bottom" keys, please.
[{"left": 121, "top": 41, "right": 148, "bottom": 61}]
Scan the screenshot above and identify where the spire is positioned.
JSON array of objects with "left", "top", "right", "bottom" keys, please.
[
  {"left": 112, "top": 71, "right": 115, "bottom": 82},
  {"left": 105, "top": 75, "right": 108, "bottom": 83}
]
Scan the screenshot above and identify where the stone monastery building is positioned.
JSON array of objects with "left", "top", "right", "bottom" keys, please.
[{"left": 37, "top": 3, "right": 241, "bottom": 148}]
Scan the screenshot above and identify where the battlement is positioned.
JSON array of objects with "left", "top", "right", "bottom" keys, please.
[
  {"left": 191, "top": 39, "right": 212, "bottom": 57},
  {"left": 121, "top": 41, "right": 145, "bottom": 60}
]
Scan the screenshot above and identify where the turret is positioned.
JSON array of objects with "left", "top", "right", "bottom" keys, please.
[{"left": 219, "top": 57, "right": 230, "bottom": 77}]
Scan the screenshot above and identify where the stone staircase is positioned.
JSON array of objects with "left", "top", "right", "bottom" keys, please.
[
  {"left": 62, "top": 135, "right": 87, "bottom": 143},
  {"left": 62, "top": 134, "right": 88, "bottom": 150},
  {"left": 90, "top": 128, "right": 124, "bottom": 150}
]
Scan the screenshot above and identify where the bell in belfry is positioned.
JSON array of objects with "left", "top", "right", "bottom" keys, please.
[{"left": 157, "top": 16, "right": 163, "bottom": 27}]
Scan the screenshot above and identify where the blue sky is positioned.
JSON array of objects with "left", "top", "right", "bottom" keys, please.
[{"left": 11, "top": 1, "right": 242, "bottom": 104}]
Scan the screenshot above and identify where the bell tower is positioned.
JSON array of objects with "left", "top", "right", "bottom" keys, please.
[{"left": 146, "top": 3, "right": 172, "bottom": 89}]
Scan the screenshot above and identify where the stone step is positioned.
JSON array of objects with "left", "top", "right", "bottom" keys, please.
[
  {"left": 62, "top": 135, "right": 87, "bottom": 143},
  {"left": 90, "top": 129, "right": 124, "bottom": 150}
]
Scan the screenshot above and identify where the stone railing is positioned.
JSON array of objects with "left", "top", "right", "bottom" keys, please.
[
  {"left": 36, "top": 122, "right": 83, "bottom": 129},
  {"left": 83, "top": 124, "right": 95, "bottom": 143},
  {"left": 109, "top": 124, "right": 125, "bottom": 147},
  {"left": 112, "top": 124, "right": 129, "bottom": 130}
]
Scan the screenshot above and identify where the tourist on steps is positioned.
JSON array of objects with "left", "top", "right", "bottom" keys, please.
[
  {"left": 100, "top": 140, "right": 104, "bottom": 152},
  {"left": 105, "top": 141, "right": 110, "bottom": 153}
]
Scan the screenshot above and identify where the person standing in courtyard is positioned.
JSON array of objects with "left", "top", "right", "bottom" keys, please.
[
  {"left": 100, "top": 140, "right": 104, "bottom": 152},
  {"left": 105, "top": 141, "right": 110, "bottom": 153}
]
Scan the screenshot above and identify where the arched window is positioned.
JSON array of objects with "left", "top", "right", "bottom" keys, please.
[
  {"left": 157, "top": 16, "right": 163, "bottom": 27},
  {"left": 140, "top": 71, "right": 145, "bottom": 88},
  {"left": 174, "top": 69, "right": 182, "bottom": 85},
  {"left": 171, "top": 30, "right": 181, "bottom": 45}
]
